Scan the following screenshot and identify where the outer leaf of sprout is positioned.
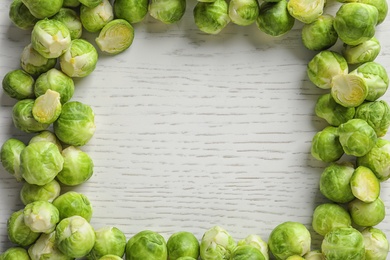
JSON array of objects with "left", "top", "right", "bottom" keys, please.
[
  {"left": 200, "top": 226, "right": 236, "bottom": 260},
  {"left": 9, "top": 0, "right": 38, "bottom": 30},
  {"left": 20, "top": 179, "right": 61, "bottom": 205},
  {"left": 80, "top": 0, "right": 114, "bottom": 33},
  {"left": 311, "top": 126, "right": 344, "bottom": 163},
  {"left": 96, "top": 19, "right": 134, "bottom": 55},
  {"left": 28, "top": 231, "right": 73, "bottom": 260},
  {"left": 358, "top": 0, "right": 388, "bottom": 24},
  {"left": 63, "top": 0, "right": 80, "bottom": 7},
  {"left": 21, "top": 0, "right": 63, "bottom": 19},
  {"left": 29, "top": 130, "right": 63, "bottom": 152},
  {"left": 79, "top": 0, "right": 103, "bottom": 8},
  {"left": 52, "top": 8, "right": 83, "bottom": 39}
]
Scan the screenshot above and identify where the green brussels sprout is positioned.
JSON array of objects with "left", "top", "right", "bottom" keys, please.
[
  {"left": 34, "top": 68, "right": 75, "bottom": 104},
  {"left": 59, "top": 39, "right": 98, "bottom": 78},
  {"left": 176, "top": 257, "right": 197, "bottom": 260},
  {"left": 338, "top": 118, "right": 377, "bottom": 156},
  {"left": 149, "top": 0, "right": 186, "bottom": 24},
  {"left": 53, "top": 101, "right": 96, "bottom": 146},
  {"left": 315, "top": 94, "right": 355, "bottom": 126},
  {"left": 52, "top": 191, "right": 93, "bottom": 221},
  {"left": 87, "top": 226, "right": 127, "bottom": 260},
  {"left": 7, "top": 209, "right": 40, "bottom": 247},
  {"left": 125, "top": 230, "right": 168, "bottom": 260},
  {"left": 286, "top": 256, "right": 304, "bottom": 260},
  {"left": 95, "top": 19, "right": 134, "bottom": 55},
  {"left": 31, "top": 19, "right": 71, "bottom": 59},
  {"left": 348, "top": 197, "right": 385, "bottom": 227},
  {"left": 342, "top": 37, "right": 381, "bottom": 65},
  {"left": 56, "top": 216, "right": 96, "bottom": 258},
  {"left": 29, "top": 130, "right": 63, "bottom": 152},
  {"left": 361, "top": 227, "right": 389, "bottom": 260},
  {"left": 228, "top": 0, "right": 259, "bottom": 26},
  {"left": 199, "top": 226, "right": 236, "bottom": 260},
  {"left": 23, "top": 201, "right": 59, "bottom": 234},
  {"left": 167, "top": 231, "right": 200, "bottom": 260},
  {"left": 355, "top": 100, "right": 390, "bottom": 137},
  {"left": 98, "top": 255, "right": 123, "bottom": 260},
  {"left": 63, "top": 0, "right": 80, "bottom": 7},
  {"left": 307, "top": 50, "right": 348, "bottom": 89},
  {"left": 350, "top": 166, "right": 380, "bottom": 203},
  {"left": 312, "top": 203, "right": 351, "bottom": 237},
  {"left": 237, "top": 234, "right": 268, "bottom": 260},
  {"left": 20, "top": 179, "right": 61, "bottom": 205},
  {"left": 0, "top": 138, "right": 26, "bottom": 181},
  {"left": 20, "top": 141, "right": 64, "bottom": 186},
  {"left": 333, "top": 3, "right": 378, "bottom": 45},
  {"left": 0, "top": 247, "right": 30, "bottom": 260},
  {"left": 358, "top": 0, "right": 388, "bottom": 24},
  {"left": 113, "top": 0, "right": 149, "bottom": 24},
  {"left": 80, "top": 0, "right": 103, "bottom": 8},
  {"left": 52, "top": 8, "right": 83, "bottom": 39},
  {"left": 301, "top": 14, "right": 338, "bottom": 51},
  {"left": 28, "top": 231, "right": 72, "bottom": 260},
  {"left": 193, "top": 0, "right": 230, "bottom": 34},
  {"left": 231, "top": 245, "right": 265, "bottom": 260},
  {"left": 319, "top": 162, "right": 355, "bottom": 203},
  {"left": 256, "top": 0, "right": 295, "bottom": 37},
  {"left": 80, "top": 0, "right": 114, "bottom": 33},
  {"left": 9, "top": 0, "right": 38, "bottom": 30},
  {"left": 268, "top": 221, "right": 311, "bottom": 260},
  {"left": 21, "top": 0, "right": 63, "bottom": 19},
  {"left": 287, "top": 0, "right": 325, "bottom": 24},
  {"left": 311, "top": 126, "right": 344, "bottom": 163},
  {"left": 2, "top": 69, "right": 35, "bottom": 100},
  {"left": 357, "top": 138, "right": 390, "bottom": 181},
  {"left": 321, "top": 227, "right": 365, "bottom": 260},
  {"left": 20, "top": 44, "right": 57, "bottom": 77},
  {"left": 330, "top": 74, "right": 368, "bottom": 108},
  {"left": 12, "top": 99, "right": 50, "bottom": 133},
  {"left": 350, "top": 61, "right": 389, "bottom": 102},
  {"left": 32, "top": 89, "right": 62, "bottom": 124},
  {"left": 303, "top": 250, "right": 325, "bottom": 260}
]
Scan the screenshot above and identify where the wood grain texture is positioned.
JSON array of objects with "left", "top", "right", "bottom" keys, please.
[{"left": 1, "top": 0, "right": 390, "bottom": 256}]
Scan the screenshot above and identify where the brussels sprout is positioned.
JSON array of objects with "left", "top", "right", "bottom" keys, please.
[
  {"left": 355, "top": 101, "right": 390, "bottom": 137},
  {"left": 286, "top": 256, "right": 304, "bottom": 260},
  {"left": 32, "top": 89, "right": 62, "bottom": 124},
  {"left": 268, "top": 221, "right": 311, "bottom": 259},
  {"left": 348, "top": 197, "right": 385, "bottom": 227},
  {"left": 315, "top": 94, "right": 355, "bottom": 126},
  {"left": 2, "top": 69, "right": 35, "bottom": 100},
  {"left": 63, "top": 0, "right": 80, "bottom": 7},
  {"left": 193, "top": 0, "right": 230, "bottom": 34},
  {"left": 7, "top": 209, "right": 40, "bottom": 247},
  {"left": 20, "top": 44, "right": 57, "bottom": 77},
  {"left": 287, "top": 0, "right": 325, "bottom": 24},
  {"left": 237, "top": 234, "right": 268, "bottom": 260},
  {"left": 79, "top": 0, "right": 103, "bottom": 8},
  {"left": 338, "top": 118, "right": 377, "bottom": 156},
  {"left": 167, "top": 231, "right": 200, "bottom": 260},
  {"left": 358, "top": 0, "right": 388, "bottom": 24},
  {"left": 29, "top": 130, "right": 63, "bottom": 152},
  {"left": 21, "top": 0, "right": 63, "bottom": 19},
  {"left": 12, "top": 99, "right": 50, "bottom": 133},
  {"left": 321, "top": 227, "right": 364, "bottom": 259},
  {"left": 87, "top": 226, "right": 127, "bottom": 260},
  {"left": 53, "top": 101, "right": 96, "bottom": 146},
  {"left": 113, "top": 0, "right": 149, "bottom": 24},
  {"left": 361, "top": 227, "right": 389, "bottom": 260},
  {"left": 125, "top": 230, "right": 168, "bottom": 260},
  {"left": 350, "top": 166, "right": 380, "bottom": 203},
  {"left": 176, "top": 257, "right": 197, "bottom": 260},
  {"left": 56, "top": 216, "right": 96, "bottom": 258},
  {"left": 59, "top": 39, "right": 98, "bottom": 78},
  {"left": 34, "top": 68, "right": 75, "bottom": 104},
  {"left": 357, "top": 138, "right": 390, "bottom": 181},
  {"left": 149, "top": 0, "right": 186, "bottom": 24},
  {"left": 330, "top": 74, "right": 368, "bottom": 108},
  {"left": 20, "top": 141, "right": 64, "bottom": 186},
  {"left": 256, "top": 0, "right": 295, "bottom": 37},
  {"left": 231, "top": 245, "right": 265, "bottom": 260},
  {"left": 52, "top": 8, "right": 83, "bottom": 39},
  {"left": 23, "top": 201, "right": 59, "bottom": 234},
  {"left": 95, "top": 19, "right": 134, "bottom": 55},
  {"left": 80, "top": 0, "right": 114, "bottom": 33},
  {"left": 350, "top": 61, "right": 389, "bottom": 102},
  {"left": 334, "top": 3, "right": 378, "bottom": 45},
  {"left": 312, "top": 203, "right": 351, "bottom": 237},
  {"left": 99, "top": 255, "right": 123, "bottom": 260},
  {"left": 20, "top": 179, "right": 61, "bottom": 205},
  {"left": 307, "top": 50, "right": 348, "bottom": 89},
  {"left": 0, "top": 138, "right": 26, "bottom": 181},
  {"left": 28, "top": 231, "right": 72, "bottom": 260},
  {"left": 228, "top": 0, "right": 259, "bottom": 26},
  {"left": 0, "top": 247, "right": 30, "bottom": 260},
  {"left": 9, "top": 0, "right": 38, "bottom": 30},
  {"left": 199, "top": 226, "right": 236, "bottom": 260},
  {"left": 301, "top": 15, "right": 338, "bottom": 51},
  {"left": 311, "top": 126, "right": 344, "bottom": 163},
  {"left": 319, "top": 162, "right": 355, "bottom": 203},
  {"left": 303, "top": 250, "right": 325, "bottom": 260},
  {"left": 342, "top": 37, "right": 381, "bottom": 65},
  {"left": 52, "top": 191, "right": 93, "bottom": 221}
]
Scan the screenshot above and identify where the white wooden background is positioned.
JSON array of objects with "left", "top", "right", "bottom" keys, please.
[{"left": 1, "top": 0, "right": 390, "bottom": 257}]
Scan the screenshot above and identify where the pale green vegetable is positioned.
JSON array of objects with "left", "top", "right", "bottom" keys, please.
[
  {"left": 28, "top": 231, "right": 72, "bottom": 260},
  {"left": 330, "top": 74, "right": 368, "bottom": 108},
  {"left": 0, "top": 138, "right": 26, "bottom": 181},
  {"left": 312, "top": 203, "right": 351, "bottom": 237},
  {"left": 2, "top": 69, "right": 35, "bottom": 100},
  {"left": 95, "top": 19, "right": 134, "bottom": 55},
  {"left": 32, "top": 89, "right": 62, "bottom": 124},
  {"left": 231, "top": 245, "right": 265, "bottom": 260},
  {"left": 358, "top": 0, "right": 388, "bottom": 24},
  {"left": 53, "top": 101, "right": 96, "bottom": 146},
  {"left": 20, "top": 141, "right": 63, "bottom": 185},
  {"left": 228, "top": 0, "right": 259, "bottom": 26},
  {"left": 268, "top": 221, "right": 311, "bottom": 260},
  {"left": 113, "top": 0, "right": 149, "bottom": 24},
  {"left": 9, "top": 0, "right": 38, "bottom": 30},
  {"left": 125, "top": 230, "right": 168, "bottom": 260},
  {"left": 56, "top": 216, "right": 96, "bottom": 258},
  {"left": 20, "top": 179, "right": 61, "bottom": 205},
  {"left": 287, "top": 0, "right": 325, "bottom": 24},
  {"left": 361, "top": 227, "right": 389, "bottom": 260},
  {"left": 0, "top": 247, "right": 30, "bottom": 260},
  {"left": 79, "top": 0, "right": 103, "bottom": 8},
  {"left": 286, "top": 256, "right": 304, "bottom": 260},
  {"left": 355, "top": 100, "right": 390, "bottom": 137},
  {"left": 29, "top": 130, "right": 63, "bottom": 152},
  {"left": 59, "top": 39, "right": 98, "bottom": 78},
  {"left": 199, "top": 226, "right": 236, "bottom": 260},
  {"left": 303, "top": 250, "right": 325, "bottom": 260},
  {"left": 31, "top": 18, "right": 71, "bottom": 59},
  {"left": 87, "top": 227, "right": 127, "bottom": 260},
  {"left": 7, "top": 209, "right": 40, "bottom": 247},
  {"left": 237, "top": 234, "right": 268, "bottom": 260},
  {"left": 342, "top": 37, "right": 381, "bottom": 65},
  {"left": 21, "top": 0, "right": 63, "bottom": 19},
  {"left": 80, "top": 0, "right": 114, "bottom": 33},
  {"left": 12, "top": 99, "right": 50, "bottom": 133},
  {"left": 350, "top": 166, "right": 380, "bottom": 202},
  {"left": 63, "top": 0, "right": 80, "bottom": 7},
  {"left": 167, "top": 231, "right": 200, "bottom": 260},
  {"left": 52, "top": 191, "right": 93, "bottom": 221},
  {"left": 52, "top": 8, "right": 83, "bottom": 39},
  {"left": 23, "top": 201, "right": 59, "bottom": 234},
  {"left": 193, "top": 0, "right": 230, "bottom": 34},
  {"left": 99, "top": 255, "right": 123, "bottom": 260},
  {"left": 149, "top": 0, "right": 186, "bottom": 24},
  {"left": 321, "top": 227, "right": 365, "bottom": 260},
  {"left": 301, "top": 15, "right": 338, "bottom": 51},
  {"left": 315, "top": 94, "right": 355, "bottom": 126},
  {"left": 20, "top": 44, "right": 57, "bottom": 77},
  {"left": 348, "top": 197, "right": 385, "bottom": 227},
  {"left": 256, "top": 0, "right": 295, "bottom": 37},
  {"left": 338, "top": 118, "right": 377, "bottom": 156},
  {"left": 333, "top": 3, "right": 378, "bottom": 45},
  {"left": 311, "top": 126, "right": 344, "bottom": 163}
]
